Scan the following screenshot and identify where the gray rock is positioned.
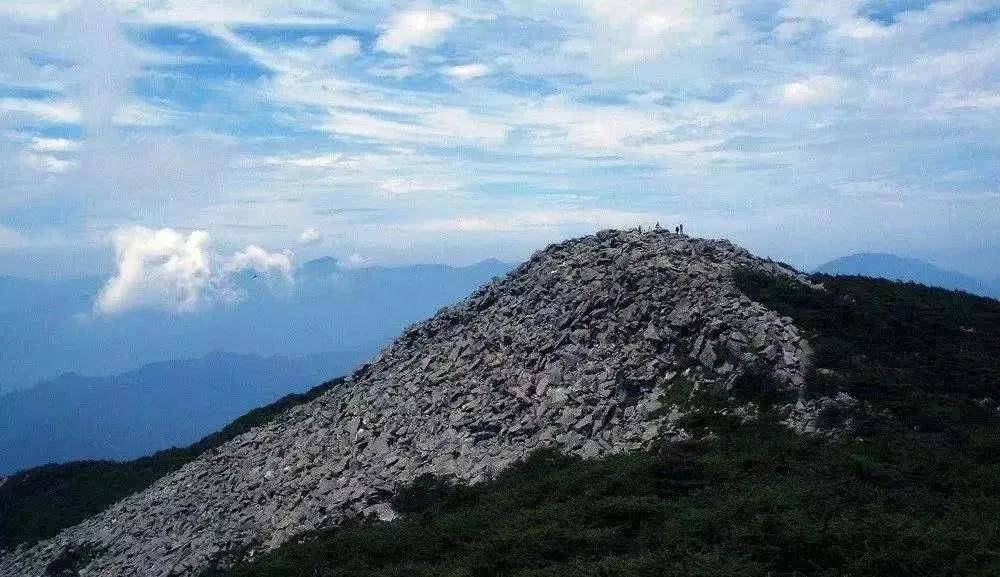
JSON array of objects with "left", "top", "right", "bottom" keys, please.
[{"left": 0, "top": 229, "right": 815, "bottom": 577}]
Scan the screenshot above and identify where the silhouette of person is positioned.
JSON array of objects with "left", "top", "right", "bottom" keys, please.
[
  {"left": 679, "top": 223, "right": 684, "bottom": 234},
  {"left": 674, "top": 225, "right": 679, "bottom": 234}
]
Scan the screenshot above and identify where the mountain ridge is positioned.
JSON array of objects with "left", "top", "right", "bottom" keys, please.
[
  {"left": 815, "top": 252, "right": 998, "bottom": 298},
  {"left": 0, "top": 258, "right": 513, "bottom": 393},
  {"left": 0, "top": 350, "right": 370, "bottom": 475},
  {"left": 0, "top": 230, "right": 817, "bottom": 576}
]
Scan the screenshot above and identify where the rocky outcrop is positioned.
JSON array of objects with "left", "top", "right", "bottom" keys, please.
[{"left": 0, "top": 229, "right": 814, "bottom": 576}]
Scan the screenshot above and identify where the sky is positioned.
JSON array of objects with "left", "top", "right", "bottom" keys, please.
[{"left": 1, "top": 0, "right": 998, "bottom": 284}]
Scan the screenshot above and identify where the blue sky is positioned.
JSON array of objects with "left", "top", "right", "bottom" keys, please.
[{"left": 1, "top": 0, "right": 998, "bottom": 281}]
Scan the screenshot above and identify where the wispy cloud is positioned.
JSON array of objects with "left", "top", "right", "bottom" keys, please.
[
  {"left": 0, "top": 97, "right": 81, "bottom": 123},
  {"left": 442, "top": 63, "right": 491, "bottom": 80},
  {"left": 0, "top": 0, "right": 998, "bottom": 279},
  {"left": 410, "top": 209, "right": 669, "bottom": 233},
  {"left": 779, "top": 76, "right": 842, "bottom": 105}
]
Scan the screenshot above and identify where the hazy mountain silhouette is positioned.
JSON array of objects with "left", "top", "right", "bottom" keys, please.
[
  {"left": 0, "top": 350, "right": 368, "bottom": 475},
  {"left": 815, "top": 252, "right": 998, "bottom": 298},
  {"left": 0, "top": 258, "right": 513, "bottom": 393}
]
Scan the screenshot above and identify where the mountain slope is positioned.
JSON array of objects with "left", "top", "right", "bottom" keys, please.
[
  {"left": 815, "top": 252, "right": 998, "bottom": 298},
  {"left": 0, "top": 230, "right": 814, "bottom": 576},
  {"left": 0, "top": 377, "right": 345, "bottom": 554},
  {"left": 0, "top": 351, "right": 368, "bottom": 475},
  {"left": 211, "top": 270, "right": 1000, "bottom": 577}
]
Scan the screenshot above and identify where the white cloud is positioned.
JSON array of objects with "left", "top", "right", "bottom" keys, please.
[
  {"left": 29, "top": 137, "right": 80, "bottom": 152},
  {"left": 368, "top": 64, "right": 419, "bottom": 79},
  {"left": 2, "top": 0, "right": 998, "bottom": 280},
  {"left": 937, "top": 91, "right": 1000, "bottom": 110},
  {"left": 96, "top": 227, "right": 213, "bottom": 314},
  {"left": 19, "top": 136, "right": 81, "bottom": 173},
  {"left": 0, "top": 98, "right": 81, "bottom": 123},
  {"left": 298, "top": 227, "right": 323, "bottom": 246},
  {"left": 411, "top": 209, "right": 666, "bottom": 233},
  {"left": 0, "top": 225, "right": 26, "bottom": 249},
  {"left": 442, "top": 63, "right": 491, "bottom": 80},
  {"left": 514, "top": 96, "right": 740, "bottom": 170},
  {"left": 20, "top": 151, "right": 78, "bottom": 173},
  {"left": 260, "top": 154, "right": 347, "bottom": 168},
  {"left": 376, "top": 9, "right": 455, "bottom": 54},
  {"left": 227, "top": 244, "right": 293, "bottom": 279},
  {"left": 109, "top": 1, "right": 345, "bottom": 26},
  {"left": 777, "top": 0, "right": 893, "bottom": 40},
  {"left": 378, "top": 177, "right": 460, "bottom": 197},
  {"left": 325, "top": 35, "right": 361, "bottom": 57},
  {"left": 95, "top": 226, "right": 293, "bottom": 315},
  {"left": 779, "top": 75, "right": 842, "bottom": 105},
  {"left": 322, "top": 106, "right": 508, "bottom": 146},
  {"left": 559, "top": 38, "right": 591, "bottom": 56},
  {"left": 113, "top": 102, "right": 178, "bottom": 127},
  {"left": 0, "top": 1, "right": 82, "bottom": 20},
  {"left": 573, "top": 0, "right": 737, "bottom": 63},
  {"left": 343, "top": 252, "right": 373, "bottom": 268}
]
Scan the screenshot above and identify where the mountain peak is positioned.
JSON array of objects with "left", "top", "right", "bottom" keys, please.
[
  {"left": 815, "top": 252, "right": 996, "bottom": 298},
  {"left": 3, "top": 229, "right": 817, "bottom": 576},
  {"left": 298, "top": 256, "right": 340, "bottom": 274}
]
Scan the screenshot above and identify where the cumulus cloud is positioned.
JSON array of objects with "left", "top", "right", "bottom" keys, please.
[
  {"left": 95, "top": 227, "right": 292, "bottom": 315},
  {"left": 298, "top": 227, "right": 323, "bottom": 246},
  {"left": 227, "top": 245, "right": 293, "bottom": 280},
  {"left": 376, "top": 9, "right": 455, "bottom": 54}
]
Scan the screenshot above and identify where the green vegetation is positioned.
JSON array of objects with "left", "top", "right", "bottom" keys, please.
[
  {"left": 208, "top": 425, "right": 1000, "bottom": 577},
  {"left": 0, "top": 377, "right": 345, "bottom": 552},
  {"left": 208, "top": 275, "right": 1000, "bottom": 577},
  {"left": 734, "top": 271, "right": 1000, "bottom": 441}
]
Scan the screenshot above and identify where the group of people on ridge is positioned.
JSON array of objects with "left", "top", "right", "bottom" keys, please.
[{"left": 652, "top": 222, "right": 684, "bottom": 234}]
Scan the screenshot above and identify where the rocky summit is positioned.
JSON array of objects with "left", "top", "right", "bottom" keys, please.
[{"left": 0, "top": 229, "right": 817, "bottom": 576}]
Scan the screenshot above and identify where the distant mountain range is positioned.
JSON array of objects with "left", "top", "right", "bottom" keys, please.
[
  {"left": 815, "top": 253, "right": 998, "bottom": 299},
  {"left": 0, "top": 350, "right": 368, "bottom": 475},
  {"left": 7, "top": 231, "right": 1000, "bottom": 576},
  {"left": 0, "top": 257, "right": 513, "bottom": 393},
  {"left": 0, "top": 256, "right": 512, "bottom": 473}
]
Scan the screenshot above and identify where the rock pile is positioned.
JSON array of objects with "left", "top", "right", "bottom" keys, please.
[{"left": 0, "top": 229, "right": 815, "bottom": 576}]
